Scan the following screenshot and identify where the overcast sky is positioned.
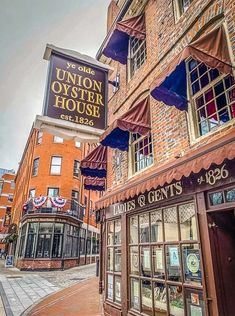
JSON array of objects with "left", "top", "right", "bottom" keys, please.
[{"left": 0, "top": 0, "right": 110, "bottom": 172}]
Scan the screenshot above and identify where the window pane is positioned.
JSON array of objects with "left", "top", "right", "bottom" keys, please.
[
  {"left": 185, "top": 288, "right": 205, "bottom": 316},
  {"left": 28, "top": 223, "right": 38, "bottom": 234},
  {"left": 182, "top": 244, "right": 202, "bottom": 285},
  {"left": 39, "top": 223, "right": 53, "bottom": 233},
  {"left": 52, "top": 235, "right": 63, "bottom": 258},
  {"left": 47, "top": 187, "right": 59, "bottom": 197},
  {"left": 114, "top": 276, "right": 121, "bottom": 303},
  {"left": 169, "top": 285, "right": 184, "bottom": 316},
  {"left": 130, "top": 216, "right": 138, "bottom": 244},
  {"left": 209, "top": 192, "right": 224, "bottom": 205},
  {"left": 53, "top": 136, "right": 63, "bottom": 143},
  {"left": 52, "top": 156, "right": 62, "bottom": 165},
  {"left": 51, "top": 165, "right": 61, "bottom": 174},
  {"left": 225, "top": 188, "right": 235, "bottom": 202},
  {"left": 107, "top": 248, "right": 113, "bottom": 271},
  {"left": 54, "top": 223, "right": 63, "bottom": 233},
  {"left": 131, "top": 278, "right": 140, "bottom": 310},
  {"left": 130, "top": 246, "right": 139, "bottom": 275},
  {"left": 164, "top": 207, "right": 178, "bottom": 241},
  {"left": 107, "top": 274, "right": 113, "bottom": 300},
  {"left": 25, "top": 234, "right": 36, "bottom": 258},
  {"left": 114, "top": 247, "right": 121, "bottom": 272},
  {"left": 179, "top": 203, "right": 197, "bottom": 240},
  {"left": 141, "top": 279, "right": 152, "bottom": 315},
  {"left": 166, "top": 245, "right": 181, "bottom": 282},
  {"left": 114, "top": 220, "right": 121, "bottom": 245},
  {"left": 151, "top": 210, "right": 163, "bottom": 242},
  {"left": 107, "top": 222, "right": 114, "bottom": 245},
  {"left": 154, "top": 282, "right": 167, "bottom": 315},
  {"left": 139, "top": 214, "right": 150, "bottom": 243},
  {"left": 153, "top": 246, "right": 165, "bottom": 279},
  {"left": 141, "top": 246, "right": 151, "bottom": 277}
]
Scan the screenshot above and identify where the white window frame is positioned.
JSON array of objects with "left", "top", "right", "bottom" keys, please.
[
  {"left": 173, "top": 0, "right": 194, "bottom": 21},
  {"left": 50, "top": 156, "right": 62, "bottom": 175},
  {"left": 36, "top": 131, "right": 43, "bottom": 145},
  {"left": 73, "top": 160, "right": 81, "bottom": 178},
  {"left": 32, "top": 158, "right": 39, "bottom": 176},
  {"left": 53, "top": 136, "right": 63, "bottom": 143},
  {"left": 128, "top": 36, "right": 147, "bottom": 80}
]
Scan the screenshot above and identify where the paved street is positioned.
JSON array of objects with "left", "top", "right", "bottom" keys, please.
[{"left": 0, "top": 259, "right": 97, "bottom": 316}]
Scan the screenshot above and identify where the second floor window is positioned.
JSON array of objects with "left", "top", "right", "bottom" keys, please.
[
  {"left": 29, "top": 189, "right": 35, "bottom": 198},
  {"left": 187, "top": 58, "right": 235, "bottom": 138},
  {"left": 37, "top": 131, "right": 43, "bottom": 144},
  {"left": 50, "top": 156, "right": 62, "bottom": 175},
  {"left": 32, "top": 158, "right": 39, "bottom": 176},
  {"left": 129, "top": 37, "right": 147, "bottom": 79},
  {"left": 47, "top": 187, "right": 59, "bottom": 197},
  {"left": 130, "top": 133, "right": 153, "bottom": 174},
  {"left": 73, "top": 160, "right": 80, "bottom": 178}
]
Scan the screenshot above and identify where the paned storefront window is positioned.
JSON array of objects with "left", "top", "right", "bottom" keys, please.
[
  {"left": 64, "top": 224, "right": 79, "bottom": 258},
  {"left": 128, "top": 202, "right": 204, "bottom": 315},
  {"left": 131, "top": 133, "right": 153, "bottom": 174},
  {"left": 208, "top": 186, "right": 235, "bottom": 206},
  {"left": 106, "top": 219, "right": 122, "bottom": 304},
  {"left": 187, "top": 58, "right": 235, "bottom": 138}
]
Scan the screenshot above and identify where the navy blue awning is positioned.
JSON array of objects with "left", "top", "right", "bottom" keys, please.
[
  {"left": 103, "top": 14, "right": 145, "bottom": 64},
  {"left": 84, "top": 177, "right": 105, "bottom": 191}
]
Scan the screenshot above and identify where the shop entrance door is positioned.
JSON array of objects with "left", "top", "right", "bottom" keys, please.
[{"left": 208, "top": 210, "right": 235, "bottom": 316}]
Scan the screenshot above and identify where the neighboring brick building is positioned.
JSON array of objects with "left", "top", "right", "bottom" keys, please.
[
  {"left": 11, "top": 127, "right": 99, "bottom": 270},
  {"left": 0, "top": 169, "right": 15, "bottom": 252},
  {"left": 95, "top": 0, "right": 235, "bottom": 315}
]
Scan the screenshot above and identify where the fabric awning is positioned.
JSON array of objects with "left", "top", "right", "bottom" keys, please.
[
  {"left": 150, "top": 26, "right": 233, "bottom": 111},
  {"left": 95, "top": 130, "right": 235, "bottom": 209},
  {"left": 100, "top": 97, "right": 151, "bottom": 151},
  {"left": 80, "top": 145, "right": 107, "bottom": 178},
  {"left": 84, "top": 177, "right": 106, "bottom": 191},
  {"left": 103, "top": 14, "right": 145, "bottom": 64}
]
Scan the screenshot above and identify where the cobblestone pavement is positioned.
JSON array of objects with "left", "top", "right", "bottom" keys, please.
[{"left": 0, "top": 260, "right": 96, "bottom": 316}]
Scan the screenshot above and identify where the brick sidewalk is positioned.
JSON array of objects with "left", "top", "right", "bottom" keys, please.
[{"left": 26, "top": 277, "right": 102, "bottom": 316}]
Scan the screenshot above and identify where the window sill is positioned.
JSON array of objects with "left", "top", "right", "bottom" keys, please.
[{"left": 128, "top": 163, "right": 154, "bottom": 180}]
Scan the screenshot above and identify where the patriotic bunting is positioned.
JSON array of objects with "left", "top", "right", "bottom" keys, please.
[
  {"left": 50, "top": 196, "right": 67, "bottom": 208},
  {"left": 32, "top": 196, "right": 47, "bottom": 208}
]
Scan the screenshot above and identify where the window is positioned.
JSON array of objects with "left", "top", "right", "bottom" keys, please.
[
  {"left": 25, "top": 223, "right": 38, "bottom": 258},
  {"left": 50, "top": 156, "right": 62, "bottom": 175},
  {"left": 36, "top": 131, "right": 43, "bottom": 144},
  {"left": 75, "top": 141, "right": 81, "bottom": 148},
  {"left": 131, "top": 133, "right": 153, "bottom": 174},
  {"left": 187, "top": 58, "right": 235, "bottom": 138},
  {"left": 106, "top": 220, "right": 122, "bottom": 304},
  {"left": 29, "top": 189, "right": 35, "bottom": 198},
  {"left": 53, "top": 136, "right": 63, "bottom": 143},
  {"left": 32, "top": 158, "right": 39, "bottom": 176},
  {"left": 129, "top": 37, "right": 146, "bottom": 79},
  {"left": 47, "top": 187, "right": 59, "bottom": 197},
  {"left": 71, "top": 190, "right": 79, "bottom": 213},
  {"left": 174, "top": 0, "right": 194, "bottom": 19},
  {"left": 80, "top": 228, "right": 86, "bottom": 255},
  {"left": 19, "top": 224, "right": 27, "bottom": 257},
  {"left": 10, "top": 181, "right": 15, "bottom": 189},
  {"left": 73, "top": 160, "right": 80, "bottom": 177},
  {"left": 128, "top": 202, "right": 204, "bottom": 315},
  {"left": 64, "top": 224, "right": 79, "bottom": 258},
  {"left": 208, "top": 186, "right": 235, "bottom": 206},
  {"left": 52, "top": 223, "right": 63, "bottom": 258},
  {"left": 8, "top": 194, "right": 13, "bottom": 202},
  {"left": 36, "top": 223, "right": 53, "bottom": 258},
  {"left": 0, "top": 181, "right": 3, "bottom": 195}
]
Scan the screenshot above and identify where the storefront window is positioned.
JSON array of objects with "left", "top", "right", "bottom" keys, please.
[
  {"left": 128, "top": 201, "right": 204, "bottom": 315},
  {"left": 209, "top": 186, "right": 235, "bottom": 206},
  {"left": 19, "top": 224, "right": 27, "bottom": 257},
  {"left": 106, "top": 219, "right": 121, "bottom": 304}
]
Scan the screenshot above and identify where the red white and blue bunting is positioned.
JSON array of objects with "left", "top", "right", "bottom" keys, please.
[
  {"left": 32, "top": 196, "right": 47, "bottom": 208},
  {"left": 50, "top": 196, "right": 67, "bottom": 208}
]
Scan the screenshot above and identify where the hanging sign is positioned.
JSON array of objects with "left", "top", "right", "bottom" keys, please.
[{"left": 44, "top": 48, "right": 108, "bottom": 132}]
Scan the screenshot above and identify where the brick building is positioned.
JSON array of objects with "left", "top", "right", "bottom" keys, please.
[
  {"left": 11, "top": 127, "right": 99, "bottom": 270},
  {"left": 0, "top": 169, "right": 15, "bottom": 251},
  {"left": 94, "top": 0, "right": 235, "bottom": 315}
]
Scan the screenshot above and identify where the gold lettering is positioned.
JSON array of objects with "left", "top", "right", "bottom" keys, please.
[
  {"left": 62, "top": 83, "right": 71, "bottom": 96},
  {"left": 54, "top": 95, "right": 66, "bottom": 109},
  {"left": 174, "top": 181, "right": 183, "bottom": 195},
  {"left": 93, "top": 80, "right": 102, "bottom": 93},
  {"left": 96, "top": 93, "right": 104, "bottom": 106},
  {"left": 93, "top": 105, "right": 100, "bottom": 118},
  {"left": 51, "top": 81, "right": 62, "bottom": 94},
  {"left": 56, "top": 68, "right": 65, "bottom": 81},
  {"left": 66, "top": 99, "right": 76, "bottom": 112}
]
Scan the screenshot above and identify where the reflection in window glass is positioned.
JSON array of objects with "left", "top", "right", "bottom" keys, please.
[
  {"left": 130, "top": 246, "right": 139, "bottom": 275},
  {"left": 141, "top": 280, "right": 152, "bottom": 316},
  {"left": 131, "top": 278, "right": 140, "bottom": 310},
  {"left": 130, "top": 216, "right": 138, "bottom": 244},
  {"left": 185, "top": 288, "right": 205, "bottom": 316},
  {"left": 139, "top": 214, "right": 150, "bottom": 243},
  {"left": 115, "top": 276, "right": 121, "bottom": 303},
  {"left": 182, "top": 244, "right": 202, "bottom": 285},
  {"left": 141, "top": 247, "right": 151, "bottom": 277},
  {"left": 114, "top": 247, "right": 121, "bottom": 272},
  {"left": 164, "top": 207, "right": 178, "bottom": 241},
  {"left": 209, "top": 192, "right": 224, "bottom": 205},
  {"left": 169, "top": 285, "right": 184, "bottom": 316},
  {"left": 153, "top": 246, "right": 165, "bottom": 279},
  {"left": 226, "top": 188, "right": 235, "bottom": 202},
  {"left": 151, "top": 210, "right": 163, "bottom": 242},
  {"left": 107, "top": 274, "right": 113, "bottom": 300},
  {"left": 107, "top": 248, "right": 113, "bottom": 272},
  {"left": 107, "top": 222, "right": 114, "bottom": 245},
  {"left": 114, "top": 220, "right": 121, "bottom": 245},
  {"left": 39, "top": 223, "right": 53, "bottom": 233},
  {"left": 154, "top": 282, "right": 167, "bottom": 316},
  {"left": 179, "top": 203, "right": 197, "bottom": 240},
  {"left": 166, "top": 245, "right": 181, "bottom": 282}
]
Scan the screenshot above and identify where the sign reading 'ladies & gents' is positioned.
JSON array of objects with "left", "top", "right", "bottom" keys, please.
[{"left": 44, "top": 53, "right": 108, "bottom": 130}]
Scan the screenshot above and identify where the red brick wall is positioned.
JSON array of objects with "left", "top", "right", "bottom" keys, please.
[{"left": 102, "top": 0, "right": 235, "bottom": 193}]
